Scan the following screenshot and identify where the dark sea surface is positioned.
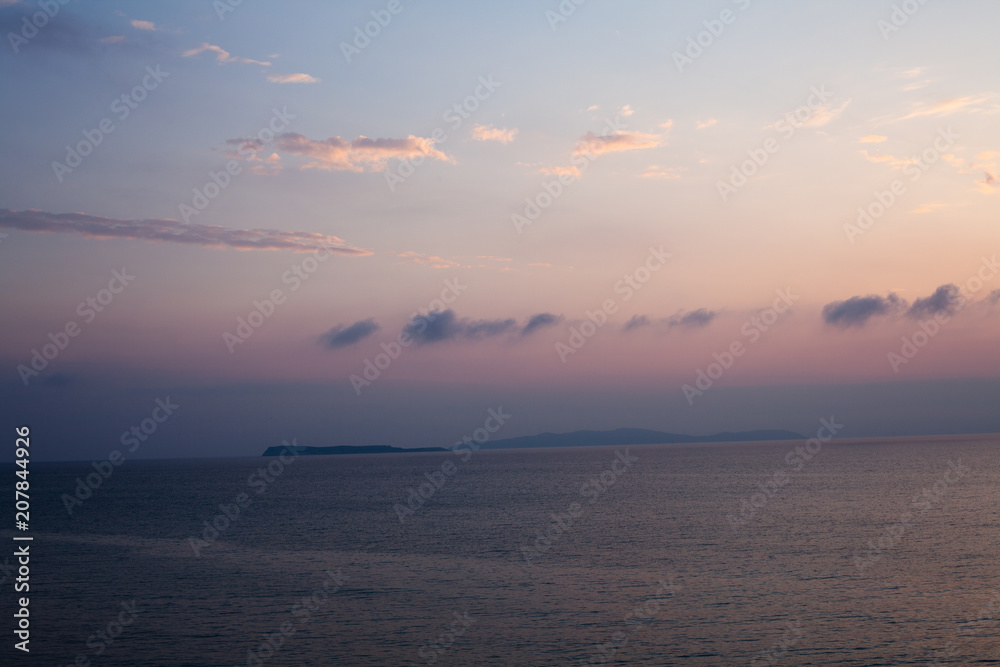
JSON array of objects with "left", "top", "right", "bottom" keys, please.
[{"left": 2, "top": 435, "right": 999, "bottom": 666}]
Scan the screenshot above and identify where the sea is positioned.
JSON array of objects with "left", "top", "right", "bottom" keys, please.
[{"left": 1, "top": 434, "right": 998, "bottom": 666}]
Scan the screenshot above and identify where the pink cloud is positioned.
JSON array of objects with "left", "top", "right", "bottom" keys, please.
[
  {"left": 470, "top": 124, "right": 518, "bottom": 143},
  {"left": 640, "top": 165, "right": 686, "bottom": 180},
  {"left": 271, "top": 133, "right": 453, "bottom": 172},
  {"left": 266, "top": 73, "right": 320, "bottom": 84},
  {"left": 0, "top": 209, "right": 369, "bottom": 255},
  {"left": 182, "top": 43, "right": 271, "bottom": 67},
  {"left": 572, "top": 130, "right": 660, "bottom": 157},
  {"left": 539, "top": 165, "right": 581, "bottom": 179}
]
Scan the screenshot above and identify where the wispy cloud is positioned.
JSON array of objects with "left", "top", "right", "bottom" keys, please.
[
  {"left": 470, "top": 124, "right": 518, "bottom": 143},
  {"left": 182, "top": 42, "right": 271, "bottom": 67},
  {"left": 521, "top": 313, "right": 563, "bottom": 336},
  {"left": 0, "top": 209, "right": 369, "bottom": 255},
  {"left": 538, "top": 165, "right": 581, "bottom": 179},
  {"left": 696, "top": 119, "right": 718, "bottom": 130},
  {"left": 573, "top": 130, "right": 661, "bottom": 157},
  {"left": 393, "top": 251, "right": 462, "bottom": 269},
  {"left": 640, "top": 165, "right": 686, "bottom": 180},
  {"left": 802, "top": 99, "right": 851, "bottom": 127},
  {"left": 392, "top": 252, "right": 521, "bottom": 271},
  {"left": 822, "top": 293, "right": 905, "bottom": 327},
  {"left": 893, "top": 96, "right": 995, "bottom": 122},
  {"left": 623, "top": 315, "right": 651, "bottom": 332},
  {"left": 320, "top": 319, "right": 380, "bottom": 349},
  {"left": 623, "top": 310, "right": 716, "bottom": 331},
  {"left": 907, "top": 285, "right": 961, "bottom": 319},
  {"left": 267, "top": 133, "right": 452, "bottom": 172},
  {"left": 403, "top": 310, "right": 515, "bottom": 345},
  {"left": 130, "top": 19, "right": 157, "bottom": 31},
  {"left": 902, "top": 79, "right": 932, "bottom": 92},
  {"left": 399, "top": 310, "right": 564, "bottom": 345},
  {"left": 976, "top": 172, "right": 997, "bottom": 194},
  {"left": 941, "top": 150, "right": 998, "bottom": 194},
  {"left": 266, "top": 72, "right": 319, "bottom": 84},
  {"left": 860, "top": 149, "right": 914, "bottom": 169},
  {"left": 859, "top": 135, "right": 888, "bottom": 143},
  {"left": 910, "top": 201, "right": 947, "bottom": 214},
  {"left": 668, "top": 309, "right": 716, "bottom": 328}
]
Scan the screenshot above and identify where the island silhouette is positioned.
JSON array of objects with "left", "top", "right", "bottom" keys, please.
[{"left": 261, "top": 428, "right": 805, "bottom": 456}]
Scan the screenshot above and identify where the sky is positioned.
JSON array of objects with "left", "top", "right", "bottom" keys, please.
[{"left": 2, "top": 0, "right": 999, "bottom": 461}]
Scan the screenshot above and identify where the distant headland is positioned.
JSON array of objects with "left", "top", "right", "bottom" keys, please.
[{"left": 261, "top": 428, "right": 804, "bottom": 456}]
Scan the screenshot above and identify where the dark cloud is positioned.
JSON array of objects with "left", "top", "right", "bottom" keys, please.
[
  {"left": 822, "top": 294, "right": 905, "bottom": 327},
  {"left": 0, "top": 209, "right": 370, "bottom": 254},
  {"left": 624, "top": 311, "right": 715, "bottom": 331},
  {"left": 406, "top": 310, "right": 463, "bottom": 344},
  {"left": 521, "top": 313, "right": 563, "bottom": 336},
  {"left": 623, "top": 315, "right": 651, "bottom": 331},
  {"left": 907, "top": 285, "right": 961, "bottom": 319},
  {"left": 988, "top": 289, "right": 1000, "bottom": 304},
  {"left": 668, "top": 309, "right": 716, "bottom": 328},
  {"left": 1, "top": 8, "right": 101, "bottom": 56},
  {"left": 320, "top": 319, "right": 380, "bottom": 349},
  {"left": 402, "top": 310, "right": 547, "bottom": 345},
  {"left": 467, "top": 318, "right": 518, "bottom": 339},
  {"left": 0, "top": 7, "right": 170, "bottom": 59}
]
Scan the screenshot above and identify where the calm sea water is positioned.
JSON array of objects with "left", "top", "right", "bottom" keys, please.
[{"left": 1, "top": 435, "right": 998, "bottom": 665}]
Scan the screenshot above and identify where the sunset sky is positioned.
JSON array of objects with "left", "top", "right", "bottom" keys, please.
[{"left": 2, "top": 0, "right": 999, "bottom": 460}]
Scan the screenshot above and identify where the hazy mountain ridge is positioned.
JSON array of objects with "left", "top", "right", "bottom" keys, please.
[
  {"left": 262, "top": 444, "right": 447, "bottom": 456},
  {"left": 480, "top": 428, "right": 805, "bottom": 450}
]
